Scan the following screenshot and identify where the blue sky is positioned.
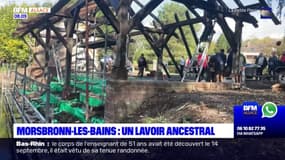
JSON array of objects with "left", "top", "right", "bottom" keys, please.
[{"left": 1, "top": 0, "right": 284, "bottom": 40}]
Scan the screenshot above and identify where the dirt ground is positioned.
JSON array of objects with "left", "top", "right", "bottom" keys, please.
[{"left": 129, "top": 89, "right": 285, "bottom": 123}]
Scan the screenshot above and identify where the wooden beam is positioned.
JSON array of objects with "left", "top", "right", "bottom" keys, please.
[
  {"left": 232, "top": 20, "right": 243, "bottom": 77},
  {"left": 134, "top": 26, "right": 167, "bottom": 34},
  {"left": 233, "top": 0, "right": 244, "bottom": 7},
  {"left": 30, "top": 31, "right": 49, "bottom": 51},
  {"left": 67, "top": 7, "right": 81, "bottom": 37},
  {"left": 15, "top": 16, "right": 63, "bottom": 38},
  {"left": 165, "top": 45, "right": 183, "bottom": 77},
  {"left": 185, "top": 11, "right": 199, "bottom": 45},
  {"left": 244, "top": 3, "right": 261, "bottom": 10},
  {"left": 45, "top": 27, "right": 51, "bottom": 123},
  {"left": 49, "top": 23, "right": 69, "bottom": 50},
  {"left": 138, "top": 24, "right": 170, "bottom": 78},
  {"left": 78, "top": 39, "right": 116, "bottom": 49},
  {"left": 175, "top": 0, "right": 258, "bottom": 26},
  {"left": 200, "top": 16, "right": 214, "bottom": 42},
  {"left": 93, "top": 0, "right": 120, "bottom": 33},
  {"left": 233, "top": 0, "right": 259, "bottom": 28},
  {"left": 175, "top": 13, "right": 192, "bottom": 59},
  {"left": 162, "top": 28, "right": 176, "bottom": 49},
  {"left": 216, "top": 0, "right": 229, "bottom": 9},
  {"left": 64, "top": 21, "right": 77, "bottom": 88},
  {"left": 129, "top": 7, "right": 170, "bottom": 78},
  {"left": 258, "top": 0, "right": 281, "bottom": 25},
  {"left": 133, "top": 0, "right": 164, "bottom": 26},
  {"left": 216, "top": 14, "right": 236, "bottom": 48},
  {"left": 20, "top": 0, "right": 70, "bottom": 37},
  {"left": 131, "top": 0, "right": 163, "bottom": 27},
  {"left": 163, "top": 17, "right": 205, "bottom": 32}
]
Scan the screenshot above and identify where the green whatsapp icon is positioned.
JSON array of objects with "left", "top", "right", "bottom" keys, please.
[{"left": 262, "top": 102, "right": 278, "bottom": 118}]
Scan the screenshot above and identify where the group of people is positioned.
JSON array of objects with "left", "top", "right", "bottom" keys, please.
[
  {"left": 255, "top": 51, "right": 285, "bottom": 79},
  {"left": 137, "top": 49, "right": 285, "bottom": 80},
  {"left": 181, "top": 48, "right": 285, "bottom": 82},
  {"left": 182, "top": 48, "right": 246, "bottom": 82}
]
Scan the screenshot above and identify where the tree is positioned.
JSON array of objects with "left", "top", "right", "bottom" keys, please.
[
  {"left": 215, "top": 34, "right": 230, "bottom": 52},
  {"left": 129, "top": 2, "right": 201, "bottom": 74},
  {"left": 129, "top": 35, "right": 156, "bottom": 65},
  {"left": 158, "top": 2, "right": 201, "bottom": 58},
  {"left": 208, "top": 42, "right": 216, "bottom": 55},
  {"left": 42, "top": 2, "right": 53, "bottom": 7},
  {"left": 0, "top": 4, "right": 30, "bottom": 64}
]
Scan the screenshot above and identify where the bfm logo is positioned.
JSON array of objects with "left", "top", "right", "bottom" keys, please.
[{"left": 242, "top": 102, "right": 258, "bottom": 115}]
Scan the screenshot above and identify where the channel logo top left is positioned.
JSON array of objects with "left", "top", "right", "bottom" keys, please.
[{"left": 13, "top": 7, "right": 51, "bottom": 19}]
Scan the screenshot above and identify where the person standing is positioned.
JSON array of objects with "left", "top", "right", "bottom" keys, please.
[
  {"left": 180, "top": 56, "right": 185, "bottom": 73},
  {"left": 215, "top": 49, "right": 227, "bottom": 82},
  {"left": 226, "top": 49, "right": 233, "bottom": 77},
  {"left": 208, "top": 55, "right": 217, "bottom": 82},
  {"left": 100, "top": 56, "right": 107, "bottom": 72},
  {"left": 137, "top": 54, "right": 147, "bottom": 77},
  {"left": 255, "top": 52, "right": 267, "bottom": 78},
  {"left": 237, "top": 53, "right": 246, "bottom": 83},
  {"left": 268, "top": 51, "right": 278, "bottom": 78}
]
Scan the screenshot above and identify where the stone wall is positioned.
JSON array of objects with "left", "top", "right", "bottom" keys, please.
[{"left": 105, "top": 80, "right": 233, "bottom": 122}]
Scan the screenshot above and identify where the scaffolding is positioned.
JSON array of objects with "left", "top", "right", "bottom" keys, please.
[{"left": 1, "top": 0, "right": 279, "bottom": 136}]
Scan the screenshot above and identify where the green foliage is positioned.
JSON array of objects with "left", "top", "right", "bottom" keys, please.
[
  {"left": 0, "top": 96, "right": 8, "bottom": 138},
  {"left": 215, "top": 34, "right": 230, "bottom": 52},
  {"left": 0, "top": 4, "right": 30, "bottom": 63},
  {"left": 158, "top": 3, "right": 187, "bottom": 24},
  {"left": 130, "top": 2, "right": 201, "bottom": 70},
  {"left": 208, "top": 42, "right": 216, "bottom": 55},
  {"left": 158, "top": 2, "right": 200, "bottom": 57},
  {"left": 42, "top": 2, "right": 53, "bottom": 7}
]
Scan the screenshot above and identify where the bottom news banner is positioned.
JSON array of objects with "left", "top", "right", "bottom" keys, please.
[{"left": 3, "top": 122, "right": 285, "bottom": 160}]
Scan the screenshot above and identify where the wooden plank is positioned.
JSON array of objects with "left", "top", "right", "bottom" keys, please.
[{"left": 78, "top": 39, "right": 116, "bottom": 49}]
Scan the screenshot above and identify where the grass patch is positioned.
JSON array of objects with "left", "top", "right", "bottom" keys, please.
[{"left": 0, "top": 95, "right": 9, "bottom": 138}]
